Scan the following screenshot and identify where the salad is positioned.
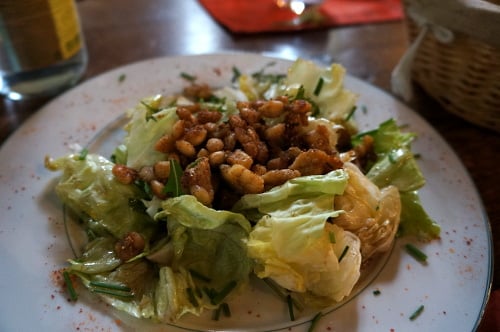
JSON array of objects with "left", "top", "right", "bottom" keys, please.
[{"left": 45, "top": 58, "right": 440, "bottom": 326}]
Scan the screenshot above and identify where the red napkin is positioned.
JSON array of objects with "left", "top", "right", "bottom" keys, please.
[{"left": 199, "top": 0, "right": 403, "bottom": 34}]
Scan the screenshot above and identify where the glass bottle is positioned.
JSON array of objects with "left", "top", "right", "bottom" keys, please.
[{"left": 0, "top": 0, "right": 88, "bottom": 100}]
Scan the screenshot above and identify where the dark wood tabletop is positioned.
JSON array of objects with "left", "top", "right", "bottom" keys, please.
[{"left": 1, "top": 0, "right": 498, "bottom": 329}]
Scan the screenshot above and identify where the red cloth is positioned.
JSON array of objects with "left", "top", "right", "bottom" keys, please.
[{"left": 199, "top": 0, "right": 403, "bottom": 34}]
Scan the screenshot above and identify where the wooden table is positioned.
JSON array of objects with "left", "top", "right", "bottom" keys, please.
[{"left": 1, "top": 0, "right": 498, "bottom": 329}]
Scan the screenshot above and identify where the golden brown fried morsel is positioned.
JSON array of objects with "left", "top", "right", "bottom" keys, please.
[
  {"left": 262, "top": 169, "right": 301, "bottom": 188},
  {"left": 115, "top": 232, "right": 145, "bottom": 261},
  {"left": 112, "top": 164, "right": 138, "bottom": 184},
  {"left": 289, "top": 149, "right": 343, "bottom": 176},
  {"left": 153, "top": 161, "right": 171, "bottom": 181},
  {"left": 181, "top": 157, "right": 215, "bottom": 205},
  {"left": 220, "top": 164, "right": 265, "bottom": 194}
]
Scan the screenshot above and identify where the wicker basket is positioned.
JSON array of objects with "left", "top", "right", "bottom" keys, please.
[{"left": 404, "top": 0, "right": 500, "bottom": 132}]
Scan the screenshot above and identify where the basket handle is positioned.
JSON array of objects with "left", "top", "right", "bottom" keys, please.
[{"left": 403, "top": 0, "right": 500, "bottom": 48}]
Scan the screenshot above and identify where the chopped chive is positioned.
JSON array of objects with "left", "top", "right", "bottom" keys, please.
[
  {"left": 409, "top": 304, "right": 424, "bottom": 321},
  {"left": 186, "top": 287, "right": 199, "bottom": 307},
  {"left": 338, "top": 245, "right": 349, "bottom": 263},
  {"left": 287, "top": 294, "right": 295, "bottom": 321},
  {"left": 313, "top": 77, "right": 324, "bottom": 96},
  {"left": 118, "top": 73, "right": 126, "bottom": 83},
  {"left": 373, "top": 289, "right": 381, "bottom": 296},
  {"left": 308, "top": 312, "right": 323, "bottom": 332},
  {"left": 263, "top": 278, "right": 303, "bottom": 310},
  {"left": 345, "top": 106, "right": 357, "bottom": 121},
  {"left": 329, "top": 232, "right": 336, "bottom": 244},
  {"left": 211, "top": 280, "right": 237, "bottom": 305},
  {"left": 89, "top": 281, "right": 131, "bottom": 292},
  {"left": 180, "top": 72, "right": 196, "bottom": 82},
  {"left": 295, "top": 85, "right": 306, "bottom": 100},
  {"left": 189, "top": 269, "right": 211, "bottom": 283},
  {"left": 140, "top": 101, "right": 159, "bottom": 122},
  {"left": 263, "top": 278, "right": 288, "bottom": 299},
  {"left": 231, "top": 66, "right": 241, "bottom": 82},
  {"left": 221, "top": 302, "right": 231, "bottom": 317},
  {"left": 405, "top": 243, "right": 428, "bottom": 262},
  {"left": 91, "top": 288, "right": 134, "bottom": 299},
  {"left": 212, "top": 305, "right": 222, "bottom": 321},
  {"left": 362, "top": 105, "right": 368, "bottom": 114},
  {"left": 78, "top": 148, "right": 88, "bottom": 160},
  {"left": 62, "top": 271, "right": 78, "bottom": 301}
]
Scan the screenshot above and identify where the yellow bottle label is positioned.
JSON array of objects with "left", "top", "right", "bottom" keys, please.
[
  {"left": 48, "top": 0, "right": 82, "bottom": 60},
  {"left": 0, "top": 0, "right": 83, "bottom": 70}
]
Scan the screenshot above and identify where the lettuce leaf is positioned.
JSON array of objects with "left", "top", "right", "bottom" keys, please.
[
  {"left": 45, "top": 153, "right": 156, "bottom": 240},
  {"left": 70, "top": 259, "right": 158, "bottom": 321},
  {"left": 123, "top": 98, "right": 179, "bottom": 169},
  {"left": 155, "top": 195, "right": 252, "bottom": 291},
  {"left": 354, "top": 119, "right": 440, "bottom": 239},
  {"left": 155, "top": 266, "right": 205, "bottom": 322},
  {"left": 334, "top": 163, "right": 401, "bottom": 259},
  {"left": 234, "top": 169, "right": 349, "bottom": 216},
  {"left": 284, "top": 58, "right": 358, "bottom": 122},
  {"left": 399, "top": 191, "right": 441, "bottom": 239},
  {"left": 239, "top": 170, "right": 361, "bottom": 304}
]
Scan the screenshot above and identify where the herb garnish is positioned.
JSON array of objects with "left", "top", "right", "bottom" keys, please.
[
  {"left": 313, "top": 77, "right": 324, "bottom": 96},
  {"left": 287, "top": 294, "right": 295, "bottom": 321},
  {"left": 231, "top": 66, "right": 241, "bottom": 83},
  {"left": 140, "top": 101, "right": 159, "bottom": 122},
  {"left": 308, "top": 312, "right": 323, "bottom": 332},
  {"left": 345, "top": 105, "right": 357, "bottom": 121},
  {"left": 89, "top": 281, "right": 134, "bottom": 299},
  {"left": 409, "top": 304, "right": 424, "bottom": 321},
  {"left": 221, "top": 302, "right": 231, "bottom": 317},
  {"left": 338, "top": 245, "right": 349, "bottom": 262},
  {"left": 63, "top": 270, "right": 78, "bottom": 301},
  {"left": 78, "top": 148, "right": 88, "bottom": 160},
  {"left": 405, "top": 243, "right": 427, "bottom": 263},
  {"left": 163, "top": 159, "right": 184, "bottom": 197},
  {"left": 180, "top": 72, "right": 197, "bottom": 82},
  {"left": 263, "top": 278, "right": 303, "bottom": 310}
]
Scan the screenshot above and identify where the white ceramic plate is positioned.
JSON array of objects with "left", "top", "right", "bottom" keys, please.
[{"left": 0, "top": 53, "right": 492, "bottom": 332}]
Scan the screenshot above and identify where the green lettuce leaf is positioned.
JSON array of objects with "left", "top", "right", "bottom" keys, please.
[
  {"left": 155, "top": 195, "right": 252, "bottom": 291},
  {"left": 123, "top": 96, "right": 179, "bottom": 169},
  {"left": 155, "top": 266, "right": 205, "bottom": 322},
  {"left": 70, "top": 259, "right": 158, "bottom": 321},
  {"left": 399, "top": 191, "right": 441, "bottom": 239},
  {"left": 68, "top": 237, "right": 121, "bottom": 274},
  {"left": 45, "top": 153, "right": 156, "bottom": 240},
  {"left": 233, "top": 169, "right": 349, "bottom": 216},
  {"left": 284, "top": 58, "right": 358, "bottom": 122},
  {"left": 239, "top": 170, "right": 361, "bottom": 304},
  {"left": 354, "top": 119, "right": 440, "bottom": 239}
]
